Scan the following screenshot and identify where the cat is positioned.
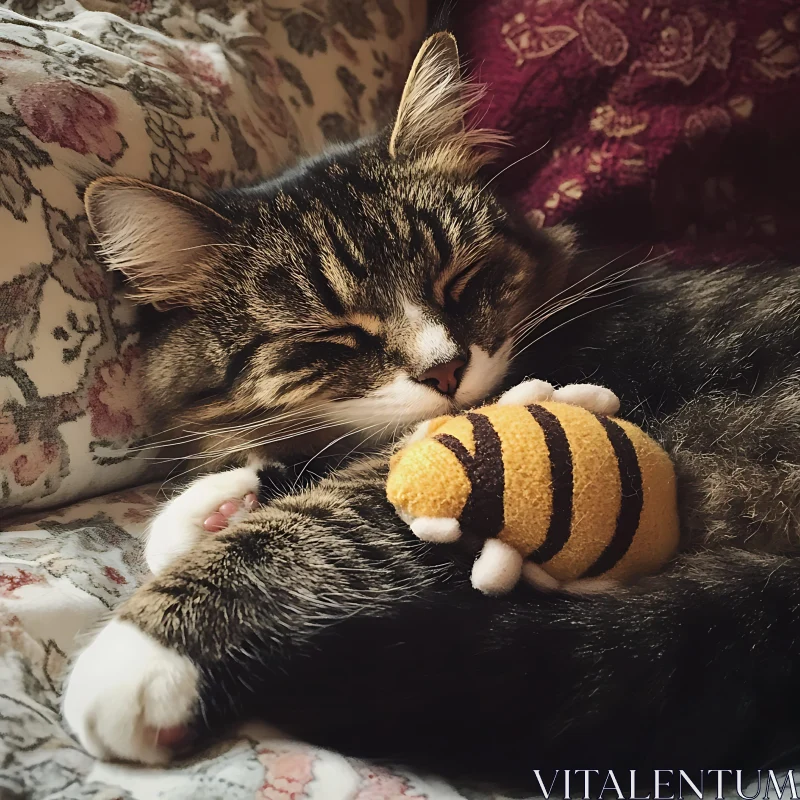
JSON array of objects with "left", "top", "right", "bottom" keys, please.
[{"left": 63, "top": 32, "right": 800, "bottom": 789}]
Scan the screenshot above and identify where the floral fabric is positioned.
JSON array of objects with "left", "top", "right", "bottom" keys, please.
[
  {"left": 0, "top": 0, "right": 424, "bottom": 513},
  {"left": 0, "top": 486, "right": 501, "bottom": 799}
]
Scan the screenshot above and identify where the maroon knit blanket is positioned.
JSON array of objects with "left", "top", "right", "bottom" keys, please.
[{"left": 454, "top": 0, "right": 800, "bottom": 261}]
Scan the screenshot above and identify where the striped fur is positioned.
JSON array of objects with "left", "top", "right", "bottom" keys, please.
[
  {"left": 86, "top": 156, "right": 569, "bottom": 466},
  {"left": 69, "top": 32, "right": 800, "bottom": 787},
  {"left": 82, "top": 35, "right": 569, "bottom": 469}
]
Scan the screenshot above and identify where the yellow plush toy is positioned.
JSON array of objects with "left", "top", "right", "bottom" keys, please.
[{"left": 387, "top": 382, "right": 680, "bottom": 595}]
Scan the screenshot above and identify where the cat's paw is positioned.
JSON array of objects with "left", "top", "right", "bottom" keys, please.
[
  {"left": 497, "top": 379, "right": 555, "bottom": 406},
  {"left": 145, "top": 466, "right": 261, "bottom": 575},
  {"left": 203, "top": 492, "right": 260, "bottom": 533},
  {"left": 551, "top": 383, "right": 620, "bottom": 415},
  {"left": 63, "top": 620, "right": 199, "bottom": 764}
]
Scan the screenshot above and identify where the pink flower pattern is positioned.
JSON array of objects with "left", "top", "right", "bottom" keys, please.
[
  {"left": 17, "top": 80, "right": 124, "bottom": 162},
  {"left": 256, "top": 746, "right": 316, "bottom": 799},
  {"left": 87, "top": 347, "right": 146, "bottom": 441},
  {"left": 354, "top": 767, "right": 427, "bottom": 800}
]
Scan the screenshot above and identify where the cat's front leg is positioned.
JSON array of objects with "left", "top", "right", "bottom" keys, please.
[
  {"left": 64, "top": 499, "right": 345, "bottom": 765},
  {"left": 62, "top": 617, "right": 199, "bottom": 763}
]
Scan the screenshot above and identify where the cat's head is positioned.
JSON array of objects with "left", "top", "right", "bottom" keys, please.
[{"left": 86, "top": 33, "right": 574, "bottom": 449}]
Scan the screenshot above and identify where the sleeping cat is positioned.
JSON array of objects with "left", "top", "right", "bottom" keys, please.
[{"left": 63, "top": 33, "right": 800, "bottom": 787}]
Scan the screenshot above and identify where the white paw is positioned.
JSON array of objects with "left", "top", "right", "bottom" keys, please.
[
  {"left": 551, "top": 383, "right": 620, "bottom": 416},
  {"left": 497, "top": 379, "right": 554, "bottom": 406},
  {"left": 471, "top": 538, "right": 523, "bottom": 595},
  {"left": 409, "top": 516, "right": 462, "bottom": 543},
  {"left": 63, "top": 619, "right": 199, "bottom": 764},
  {"left": 146, "top": 466, "right": 261, "bottom": 575}
]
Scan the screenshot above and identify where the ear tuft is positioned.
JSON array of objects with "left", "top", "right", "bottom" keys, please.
[
  {"left": 85, "top": 177, "right": 231, "bottom": 309},
  {"left": 389, "top": 32, "right": 509, "bottom": 172}
]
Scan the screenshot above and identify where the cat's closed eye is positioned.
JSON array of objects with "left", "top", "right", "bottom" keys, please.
[
  {"left": 304, "top": 327, "right": 374, "bottom": 349},
  {"left": 81, "top": 29, "right": 562, "bottom": 434},
  {"left": 441, "top": 261, "right": 485, "bottom": 305}
]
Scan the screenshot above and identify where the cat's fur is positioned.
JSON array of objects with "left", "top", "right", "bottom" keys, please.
[
  {"left": 64, "top": 33, "right": 800, "bottom": 787},
  {"left": 84, "top": 35, "right": 564, "bottom": 466}
]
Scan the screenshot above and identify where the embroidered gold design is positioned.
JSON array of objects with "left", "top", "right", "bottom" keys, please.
[
  {"left": 590, "top": 104, "right": 649, "bottom": 138},
  {"left": 728, "top": 95, "right": 754, "bottom": 119},
  {"left": 576, "top": 0, "right": 629, "bottom": 67},
  {"left": 753, "top": 28, "right": 800, "bottom": 81},
  {"left": 638, "top": 13, "right": 735, "bottom": 86},
  {"left": 501, "top": 12, "right": 579, "bottom": 67}
]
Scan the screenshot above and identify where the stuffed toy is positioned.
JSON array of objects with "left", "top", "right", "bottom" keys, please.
[{"left": 387, "top": 381, "right": 680, "bottom": 595}]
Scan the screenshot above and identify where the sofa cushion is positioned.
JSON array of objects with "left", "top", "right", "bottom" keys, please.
[{"left": 0, "top": 0, "right": 424, "bottom": 513}]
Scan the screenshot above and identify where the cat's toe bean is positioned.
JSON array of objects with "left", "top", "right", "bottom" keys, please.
[
  {"left": 218, "top": 499, "right": 241, "bottom": 517},
  {"left": 203, "top": 493, "right": 261, "bottom": 533},
  {"left": 146, "top": 466, "right": 261, "bottom": 574},
  {"left": 63, "top": 619, "right": 199, "bottom": 765},
  {"left": 202, "top": 512, "right": 229, "bottom": 533}
]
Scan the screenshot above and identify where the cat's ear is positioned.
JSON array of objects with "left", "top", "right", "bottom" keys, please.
[
  {"left": 389, "top": 32, "right": 507, "bottom": 171},
  {"left": 85, "top": 177, "right": 232, "bottom": 309}
]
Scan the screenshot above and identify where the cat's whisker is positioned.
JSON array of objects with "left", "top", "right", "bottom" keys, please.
[
  {"left": 508, "top": 252, "right": 634, "bottom": 334},
  {"left": 203, "top": 420, "right": 354, "bottom": 460},
  {"left": 512, "top": 275, "right": 656, "bottom": 343},
  {"left": 509, "top": 246, "right": 651, "bottom": 335},
  {"left": 126, "top": 403, "right": 337, "bottom": 453},
  {"left": 291, "top": 423, "right": 384, "bottom": 490},
  {"left": 201, "top": 409, "right": 331, "bottom": 453},
  {"left": 171, "top": 243, "right": 264, "bottom": 254},
  {"left": 477, "top": 139, "right": 551, "bottom": 197},
  {"left": 137, "top": 420, "right": 349, "bottom": 465},
  {"left": 510, "top": 251, "right": 661, "bottom": 343},
  {"left": 335, "top": 422, "right": 393, "bottom": 470},
  {"left": 512, "top": 256, "right": 653, "bottom": 336},
  {"left": 510, "top": 299, "right": 627, "bottom": 362}
]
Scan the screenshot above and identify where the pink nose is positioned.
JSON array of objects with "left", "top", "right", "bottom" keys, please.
[{"left": 416, "top": 358, "right": 466, "bottom": 396}]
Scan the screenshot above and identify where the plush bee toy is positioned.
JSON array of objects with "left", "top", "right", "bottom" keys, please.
[{"left": 387, "top": 381, "right": 680, "bottom": 595}]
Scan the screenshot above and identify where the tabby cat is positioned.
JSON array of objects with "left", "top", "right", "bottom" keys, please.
[{"left": 63, "top": 33, "right": 800, "bottom": 788}]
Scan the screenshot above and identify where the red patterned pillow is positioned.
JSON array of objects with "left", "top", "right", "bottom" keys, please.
[{"left": 454, "top": 0, "right": 800, "bottom": 257}]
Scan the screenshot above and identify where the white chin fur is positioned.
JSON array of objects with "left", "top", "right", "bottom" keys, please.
[
  {"left": 327, "top": 375, "right": 453, "bottom": 429},
  {"left": 455, "top": 341, "right": 511, "bottom": 408},
  {"left": 326, "top": 340, "right": 511, "bottom": 432}
]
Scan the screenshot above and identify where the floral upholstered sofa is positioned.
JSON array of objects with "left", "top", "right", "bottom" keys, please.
[{"left": 0, "top": 0, "right": 510, "bottom": 796}]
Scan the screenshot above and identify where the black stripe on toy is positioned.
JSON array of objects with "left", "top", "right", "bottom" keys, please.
[
  {"left": 581, "top": 416, "right": 644, "bottom": 578},
  {"left": 525, "top": 404, "right": 574, "bottom": 564},
  {"left": 434, "top": 413, "right": 505, "bottom": 538},
  {"left": 435, "top": 434, "right": 474, "bottom": 471}
]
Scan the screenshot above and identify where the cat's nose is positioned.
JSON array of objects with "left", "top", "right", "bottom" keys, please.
[{"left": 415, "top": 357, "right": 467, "bottom": 396}]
